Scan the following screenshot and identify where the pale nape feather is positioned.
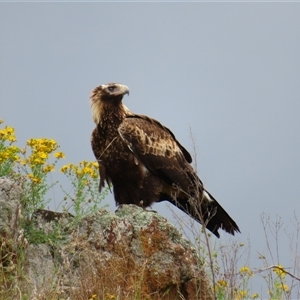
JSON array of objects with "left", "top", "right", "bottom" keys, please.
[
  {"left": 90, "top": 87, "right": 102, "bottom": 124},
  {"left": 91, "top": 99, "right": 103, "bottom": 124}
]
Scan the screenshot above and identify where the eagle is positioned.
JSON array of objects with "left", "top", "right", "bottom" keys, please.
[{"left": 90, "top": 83, "right": 240, "bottom": 238}]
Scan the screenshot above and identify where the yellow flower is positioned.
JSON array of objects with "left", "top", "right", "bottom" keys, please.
[
  {"left": 27, "top": 174, "right": 41, "bottom": 184},
  {"left": 3, "top": 151, "right": 10, "bottom": 159},
  {"left": 21, "top": 159, "right": 27, "bottom": 166},
  {"left": 60, "top": 165, "right": 69, "bottom": 173},
  {"left": 13, "top": 155, "right": 20, "bottom": 162},
  {"left": 54, "top": 151, "right": 65, "bottom": 159},
  {"left": 9, "top": 145, "right": 20, "bottom": 153},
  {"left": 76, "top": 169, "right": 83, "bottom": 176},
  {"left": 32, "top": 177, "right": 42, "bottom": 183},
  {"left": 92, "top": 161, "right": 99, "bottom": 168},
  {"left": 273, "top": 265, "right": 286, "bottom": 278},
  {"left": 60, "top": 164, "right": 71, "bottom": 173},
  {"left": 60, "top": 161, "right": 99, "bottom": 179},
  {"left": 5, "top": 127, "right": 14, "bottom": 134},
  {"left": 0, "top": 145, "right": 20, "bottom": 163},
  {"left": 217, "top": 279, "right": 227, "bottom": 287},
  {"left": 240, "top": 266, "right": 250, "bottom": 273},
  {"left": 252, "top": 293, "right": 259, "bottom": 299},
  {"left": 33, "top": 157, "right": 44, "bottom": 165},
  {"left": 235, "top": 290, "right": 248, "bottom": 300},
  {"left": 38, "top": 152, "right": 48, "bottom": 159},
  {"left": 7, "top": 135, "right": 17, "bottom": 142},
  {"left": 48, "top": 138, "right": 57, "bottom": 146},
  {"left": 91, "top": 171, "right": 98, "bottom": 179},
  {"left": 275, "top": 281, "right": 289, "bottom": 292},
  {"left": 0, "top": 126, "right": 17, "bottom": 142},
  {"left": 27, "top": 139, "right": 35, "bottom": 147},
  {"left": 282, "top": 284, "right": 289, "bottom": 292},
  {"left": 43, "top": 165, "right": 55, "bottom": 173},
  {"left": 0, "top": 129, "right": 6, "bottom": 137},
  {"left": 0, "top": 119, "right": 3, "bottom": 124},
  {"left": 35, "top": 144, "right": 47, "bottom": 153},
  {"left": 240, "top": 266, "right": 253, "bottom": 276},
  {"left": 82, "top": 166, "right": 91, "bottom": 174},
  {"left": 27, "top": 138, "right": 58, "bottom": 153}
]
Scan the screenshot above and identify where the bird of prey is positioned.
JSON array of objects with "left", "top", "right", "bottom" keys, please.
[{"left": 90, "top": 83, "right": 240, "bottom": 238}]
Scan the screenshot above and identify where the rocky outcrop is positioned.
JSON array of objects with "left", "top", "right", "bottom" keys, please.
[
  {"left": 0, "top": 177, "right": 22, "bottom": 238},
  {"left": 0, "top": 177, "right": 213, "bottom": 300}
]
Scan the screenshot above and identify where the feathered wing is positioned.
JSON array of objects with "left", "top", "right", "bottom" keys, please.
[
  {"left": 91, "top": 127, "right": 111, "bottom": 192},
  {"left": 118, "top": 115, "right": 240, "bottom": 237},
  {"left": 118, "top": 115, "right": 193, "bottom": 189}
]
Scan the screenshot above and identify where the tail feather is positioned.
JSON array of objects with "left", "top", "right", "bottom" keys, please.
[{"left": 168, "top": 189, "right": 240, "bottom": 238}]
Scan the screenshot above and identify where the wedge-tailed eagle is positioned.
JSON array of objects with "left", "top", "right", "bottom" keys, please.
[{"left": 90, "top": 83, "right": 240, "bottom": 238}]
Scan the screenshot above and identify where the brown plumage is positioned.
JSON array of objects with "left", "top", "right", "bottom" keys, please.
[{"left": 90, "top": 83, "right": 240, "bottom": 238}]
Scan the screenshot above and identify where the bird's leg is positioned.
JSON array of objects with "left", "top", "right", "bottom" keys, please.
[{"left": 139, "top": 200, "right": 157, "bottom": 213}]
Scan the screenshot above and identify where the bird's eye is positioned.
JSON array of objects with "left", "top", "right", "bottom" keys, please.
[{"left": 107, "top": 86, "right": 115, "bottom": 92}]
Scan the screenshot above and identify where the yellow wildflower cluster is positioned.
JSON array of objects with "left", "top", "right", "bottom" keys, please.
[
  {"left": 27, "top": 173, "right": 42, "bottom": 184},
  {"left": 239, "top": 266, "right": 254, "bottom": 277},
  {"left": 0, "top": 145, "right": 20, "bottom": 164},
  {"left": 27, "top": 138, "right": 58, "bottom": 154},
  {"left": 20, "top": 138, "right": 65, "bottom": 183},
  {"left": 0, "top": 125, "right": 17, "bottom": 142},
  {"left": 216, "top": 279, "right": 228, "bottom": 288},
  {"left": 0, "top": 121, "right": 20, "bottom": 165},
  {"left": 24, "top": 138, "right": 64, "bottom": 167},
  {"left": 273, "top": 264, "right": 286, "bottom": 278},
  {"left": 275, "top": 281, "right": 289, "bottom": 292},
  {"left": 235, "top": 290, "right": 248, "bottom": 300},
  {"left": 60, "top": 160, "right": 98, "bottom": 179},
  {"left": 214, "top": 279, "right": 228, "bottom": 295},
  {"left": 43, "top": 164, "right": 55, "bottom": 173},
  {"left": 54, "top": 151, "right": 65, "bottom": 159}
]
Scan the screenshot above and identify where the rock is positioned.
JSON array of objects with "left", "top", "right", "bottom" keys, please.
[
  {"left": 0, "top": 177, "right": 214, "bottom": 300},
  {"left": 0, "top": 177, "right": 22, "bottom": 238},
  {"left": 26, "top": 244, "right": 56, "bottom": 292}
]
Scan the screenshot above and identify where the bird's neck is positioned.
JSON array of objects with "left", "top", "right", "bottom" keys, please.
[{"left": 95, "top": 102, "right": 128, "bottom": 136}]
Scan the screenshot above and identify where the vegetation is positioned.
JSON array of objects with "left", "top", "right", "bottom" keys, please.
[
  {"left": 0, "top": 118, "right": 299, "bottom": 299},
  {"left": 169, "top": 180, "right": 300, "bottom": 300}
]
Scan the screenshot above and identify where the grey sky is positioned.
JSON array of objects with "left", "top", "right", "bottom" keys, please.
[{"left": 1, "top": 3, "right": 300, "bottom": 296}]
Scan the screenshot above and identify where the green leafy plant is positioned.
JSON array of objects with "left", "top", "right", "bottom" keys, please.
[{"left": 60, "top": 160, "right": 109, "bottom": 221}]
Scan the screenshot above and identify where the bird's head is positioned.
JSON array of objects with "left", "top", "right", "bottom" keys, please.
[
  {"left": 91, "top": 83, "right": 129, "bottom": 102},
  {"left": 90, "top": 83, "right": 130, "bottom": 124}
]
